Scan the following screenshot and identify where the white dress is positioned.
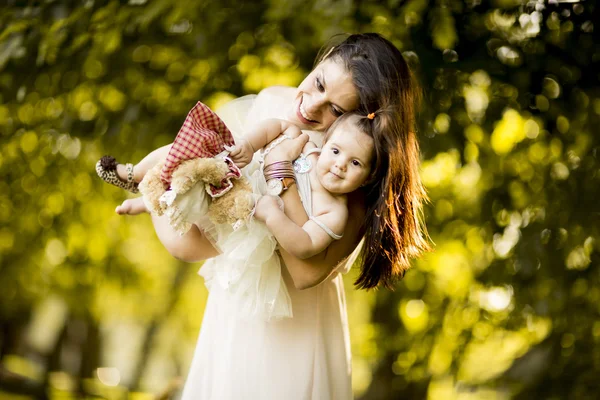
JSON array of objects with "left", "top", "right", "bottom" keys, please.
[{"left": 179, "top": 94, "right": 353, "bottom": 400}]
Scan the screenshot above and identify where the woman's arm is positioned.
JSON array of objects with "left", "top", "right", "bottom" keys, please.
[
  {"left": 255, "top": 196, "right": 344, "bottom": 260},
  {"left": 275, "top": 184, "right": 309, "bottom": 226},
  {"left": 278, "top": 191, "right": 366, "bottom": 289}
]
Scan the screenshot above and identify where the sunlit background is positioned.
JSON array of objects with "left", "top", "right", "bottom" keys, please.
[{"left": 1, "top": 0, "right": 598, "bottom": 399}]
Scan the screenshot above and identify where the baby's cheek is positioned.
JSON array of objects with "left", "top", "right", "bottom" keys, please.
[
  {"left": 316, "top": 154, "right": 330, "bottom": 168},
  {"left": 316, "top": 160, "right": 329, "bottom": 176},
  {"left": 358, "top": 172, "right": 370, "bottom": 187}
]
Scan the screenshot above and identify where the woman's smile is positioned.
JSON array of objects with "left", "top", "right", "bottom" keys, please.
[{"left": 296, "top": 96, "right": 319, "bottom": 125}]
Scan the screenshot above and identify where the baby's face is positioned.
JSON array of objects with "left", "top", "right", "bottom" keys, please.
[{"left": 316, "top": 117, "right": 373, "bottom": 195}]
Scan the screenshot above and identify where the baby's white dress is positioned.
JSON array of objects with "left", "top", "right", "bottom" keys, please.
[{"left": 178, "top": 94, "right": 353, "bottom": 400}]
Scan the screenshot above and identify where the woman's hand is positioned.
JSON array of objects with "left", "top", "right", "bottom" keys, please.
[
  {"left": 263, "top": 131, "right": 309, "bottom": 164},
  {"left": 254, "top": 195, "right": 283, "bottom": 223}
]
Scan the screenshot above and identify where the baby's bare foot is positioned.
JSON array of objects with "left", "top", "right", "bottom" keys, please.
[
  {"left": 116, "top": 197, "right": 148, "bottom": 215},
  {"left": 116, "top": 163, "right": 130, "bottom": 183}
]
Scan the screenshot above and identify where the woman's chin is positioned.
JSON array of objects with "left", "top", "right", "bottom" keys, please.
[
  {"left": 288, "top": 114, "right": 311, "bottom": 131},
  {"left": 285, "top": 107, "right": 300, "bottom": 125},
  {"left": 287, "top": 113, "right": 300, "bottom": 126}
]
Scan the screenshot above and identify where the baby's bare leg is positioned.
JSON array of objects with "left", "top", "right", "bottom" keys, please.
[
  {"left": 116, "top": 197, "right": 148, "bottom": 215},
  {"left": 116, "top": 199, "right": 219, "bottom": 260},
  {"left": 116, "top": 144, "right": 172, "bottom": 183},
  {"left": 152, "top": 215, "right": 219, "bottom": 261}
]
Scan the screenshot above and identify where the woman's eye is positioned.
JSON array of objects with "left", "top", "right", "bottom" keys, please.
[
  {"left": 332, "top": 148, "right": 339, "bottom": 154},
  {"left": 331, "top": 107, "right": 343, "bottom": 117},
  {"left": 316, "top": 77, "right": 324, "bottom": 92}
]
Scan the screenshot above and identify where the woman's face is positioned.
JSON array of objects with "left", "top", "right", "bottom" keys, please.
[{"left": 288, "top": 58, "right": 359, "bottom": 132}]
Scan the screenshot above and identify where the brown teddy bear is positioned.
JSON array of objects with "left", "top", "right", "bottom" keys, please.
[{"left": 139, "top": 156, "right": 255, "bottom": 228}]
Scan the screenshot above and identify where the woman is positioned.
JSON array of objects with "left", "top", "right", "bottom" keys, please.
[{"left": 138, "top": 33, "right": 426, "bottom": 399}]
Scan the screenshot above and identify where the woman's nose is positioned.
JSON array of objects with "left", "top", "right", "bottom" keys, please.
[{"left": 306, "top": 93, "right": 327, "bottom": 114}]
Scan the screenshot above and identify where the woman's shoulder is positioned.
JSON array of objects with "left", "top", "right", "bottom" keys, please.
[
  {"left": 215, "top": 95, "right": 258, "bottom": 134},
  {"left": 257, "top": 85, "right": 296, "bottom": 99},
  {"left": 245, "top": 86, "right": 295, "bottom": 125}
]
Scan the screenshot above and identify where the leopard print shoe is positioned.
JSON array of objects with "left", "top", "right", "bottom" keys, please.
[{"left": 95, "top": 155, "right": 139, "bottom": 193}]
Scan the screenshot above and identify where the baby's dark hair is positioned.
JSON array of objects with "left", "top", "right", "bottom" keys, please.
[{"left": 318, "top": 33, "right": 431, "bottom": 289}]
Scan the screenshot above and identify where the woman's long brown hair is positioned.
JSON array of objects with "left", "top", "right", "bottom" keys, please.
[{"left": 320, "top": 33, "right": 431, "bottom": 289}]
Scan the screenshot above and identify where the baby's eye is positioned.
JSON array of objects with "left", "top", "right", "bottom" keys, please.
[
  {"left": 316, "top": 77, "right": 325, "bottom": 92},
  {"left": 332, "top": 148, "right": 339, "bottom": 154},
  {"left": 352, "top": 160, "right": 361, "bottom": 167}
]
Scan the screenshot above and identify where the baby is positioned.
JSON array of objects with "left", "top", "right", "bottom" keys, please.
[
  {"left": 97, "top": 107, "right": 383, "bottom": 319},
  {"left": 230, "top": 112, "right": 375, "bottom": 259}
]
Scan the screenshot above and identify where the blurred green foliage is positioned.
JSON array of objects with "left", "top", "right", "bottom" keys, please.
[{"left": 0, "top": 0, "right": 598, "bottom": 399}]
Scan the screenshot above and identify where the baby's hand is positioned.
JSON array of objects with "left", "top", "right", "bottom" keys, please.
[
  {"left": 254, "top": 195, "right": 283, "bottom": 223},
  {"left": 228, "top": 139, "right": 254, "bottom": 168}
]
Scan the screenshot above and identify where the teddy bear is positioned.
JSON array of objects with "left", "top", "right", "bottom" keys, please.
[{"left": 139, "top": 156, "right": 255, "bottom": 228}]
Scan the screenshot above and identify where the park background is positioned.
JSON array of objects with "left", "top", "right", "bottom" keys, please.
[{"left": 1, "top": 0, "right": 598, "bottom": 399}]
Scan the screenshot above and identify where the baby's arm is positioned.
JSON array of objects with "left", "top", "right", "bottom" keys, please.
[
  {"left": 228, "top": 119, "right": 301, "bottom": 167},
  {"left": 254, "top": 196, "right": 347, "bottom": 259}
]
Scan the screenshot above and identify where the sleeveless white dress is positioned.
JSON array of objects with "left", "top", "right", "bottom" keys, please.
[{"left": 179, "top": 94, "right": 353, "bottom": 400}]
